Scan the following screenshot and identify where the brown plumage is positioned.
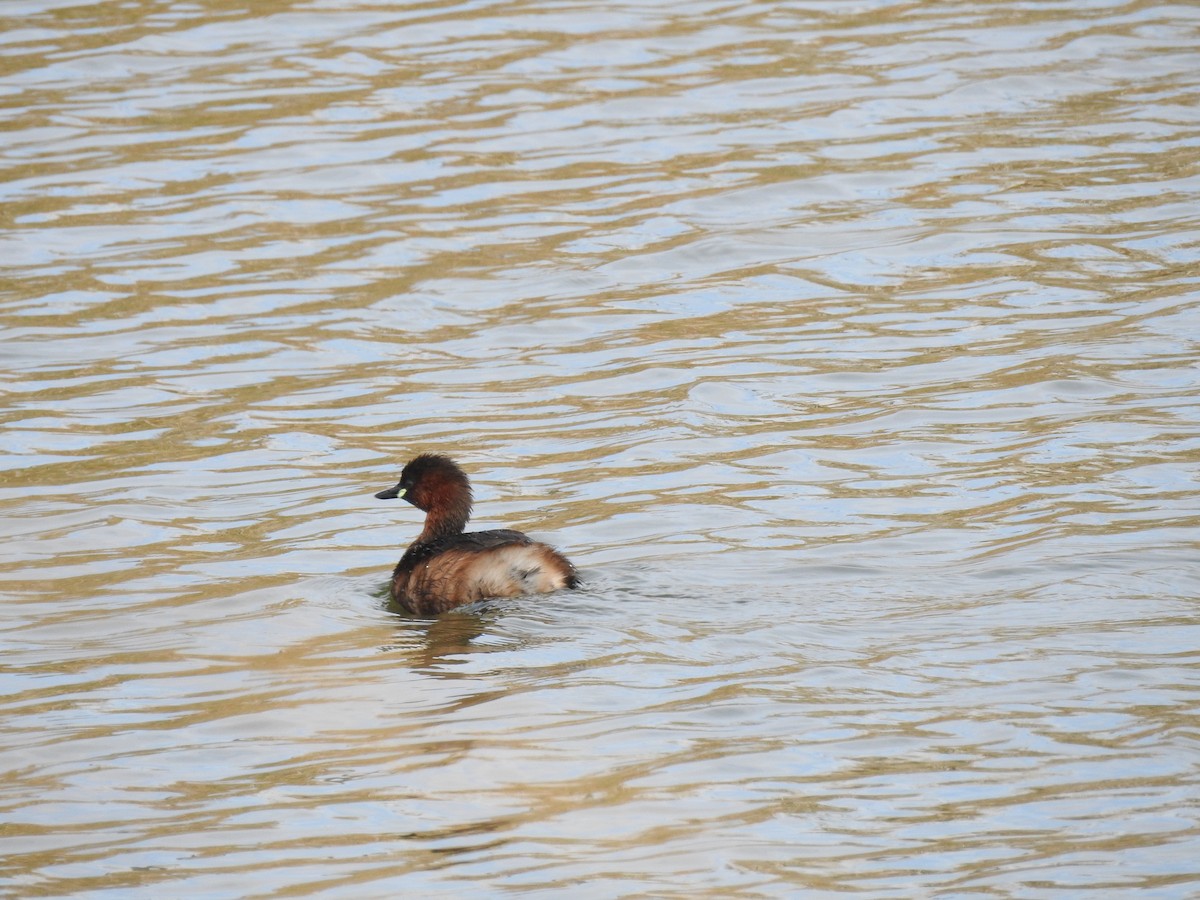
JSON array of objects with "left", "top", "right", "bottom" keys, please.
[{"left": 375, "top": 454, "right": 577, "bottom": 615}]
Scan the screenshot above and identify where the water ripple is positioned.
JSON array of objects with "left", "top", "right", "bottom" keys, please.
[{"left": 3, "top": 0, "right": 1199, "bottom": 895}]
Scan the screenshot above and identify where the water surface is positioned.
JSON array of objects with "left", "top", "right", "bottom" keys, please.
[{"left": 2, "top": 0, "right": 1199, "bottom": 896}]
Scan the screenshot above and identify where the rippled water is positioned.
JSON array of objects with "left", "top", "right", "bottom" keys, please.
[{"left": 3, "top": 0, "right": 1200, "bottom": 895}]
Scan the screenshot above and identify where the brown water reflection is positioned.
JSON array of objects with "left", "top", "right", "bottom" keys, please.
[{"left": 3, "top": 0, "right": 1200, "bottom": 895}]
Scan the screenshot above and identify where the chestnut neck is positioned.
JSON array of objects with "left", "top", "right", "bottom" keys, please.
[{"left": 415, "top": 486, "right": 472, "bottom": 544}]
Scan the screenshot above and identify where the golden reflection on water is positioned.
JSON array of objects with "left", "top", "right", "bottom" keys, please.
[{"left": 3, "top": 0, "right": 1200, "bottom": 895}]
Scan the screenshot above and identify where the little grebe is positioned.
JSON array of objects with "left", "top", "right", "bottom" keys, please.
[{"left": 375, "top": 454, "right": 577, "bottom": 615}]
